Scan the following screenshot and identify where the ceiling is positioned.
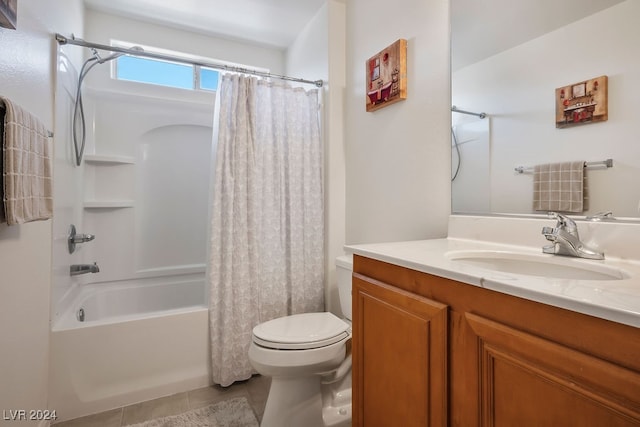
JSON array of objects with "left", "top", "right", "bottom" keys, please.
[
  {"left": 84, "top": 0, "right": 624, "bottom": 63},
  {"left": 452, "top": 0, "right": 625, "bottom": 70},
  {"left": 83, "top": 0, "right": 330, "bottom": 49}
]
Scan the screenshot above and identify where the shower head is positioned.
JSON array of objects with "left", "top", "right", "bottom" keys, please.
[
  {"left": 91, "top": 46, "right": 145, "bottom": 64},
  {"left": 89, "top": 48, "right": 119, "bottom": 64},
  {"left": 98, "top": 52, "right": 124, "bottom": 63}
]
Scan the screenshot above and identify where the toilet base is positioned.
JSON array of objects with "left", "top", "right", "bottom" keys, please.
[
  {"left": 321, "top": 372, "right": 352, "bottom": 427},
  {"left": 261, "top": 375, "right": 324, "bottom": 427},
  {"left": 322, "top": 402, "right": 352, "bottom": 427},
  {"left": 260, "top": 373, "right": 352, "bottom": 427}
]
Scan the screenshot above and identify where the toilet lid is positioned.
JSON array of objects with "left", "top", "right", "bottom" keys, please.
[{"left": 253, "top": 312, "right": 350, "bottom": 350}]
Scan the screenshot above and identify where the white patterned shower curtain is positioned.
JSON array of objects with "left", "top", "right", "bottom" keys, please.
[{"left": 208, "top": 74, "right": 325, "bottom": 387}]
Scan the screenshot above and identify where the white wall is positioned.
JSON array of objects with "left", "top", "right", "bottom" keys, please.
[
  {"left": 452, "top": 0, "right": 640, "bottom": 217},
  {"left": 0, "top": 1, "right": 84, "bottom": 425},
  {"left": 286, "top": 0, "right": 346, "bottom": 315},
  {"left": 345, "top": 0, "right": 451, "bottom": 244}
]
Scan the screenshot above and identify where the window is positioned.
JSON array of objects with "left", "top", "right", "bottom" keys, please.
[
  {"left": 113, "top": 44, "right": 222, "bottom": 92},
  {"left": 199, "top": 67, "right": 219, "bottom": 91},
  {"left": 116, "top": 56, "right": 196, "bottom": 90}
]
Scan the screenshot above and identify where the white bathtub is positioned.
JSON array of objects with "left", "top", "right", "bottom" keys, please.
[{"left": 49, "top": 275, "right": 211, "bottom": 422}]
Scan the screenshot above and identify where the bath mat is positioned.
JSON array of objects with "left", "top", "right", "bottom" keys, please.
[{"left": 124, "top": 397, "right": 259, "bottom": 427}]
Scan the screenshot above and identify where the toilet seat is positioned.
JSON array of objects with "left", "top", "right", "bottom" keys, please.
[{"left": 253, "top": 312, "right": 350, "bottom": 350}]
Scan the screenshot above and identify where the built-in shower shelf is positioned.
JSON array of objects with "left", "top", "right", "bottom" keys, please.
[
  {"left": 84, "top": 154, "right": 135, "bottom": 165},
  {"left": 84, "top": 200, "right": 135, "bottom": 209}
]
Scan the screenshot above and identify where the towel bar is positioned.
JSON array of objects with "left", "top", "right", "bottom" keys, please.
[
  {"left": 515, "top": 159, "right": 613, "bottom": 174},
  {"left": 0, "top": 103, "right": 53, "bottom": 138}
]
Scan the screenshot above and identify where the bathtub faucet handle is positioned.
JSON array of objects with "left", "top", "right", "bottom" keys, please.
[
  {"left": 68, "top": 224, "right": 96, "bottom": 253},
  {"left": 73, "top": 233, "right": 95, "bottom": 243}
]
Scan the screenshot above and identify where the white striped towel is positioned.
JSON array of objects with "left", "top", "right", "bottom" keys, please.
[{"left": 1, "top": 97, "right": 53, "bottom": 225}]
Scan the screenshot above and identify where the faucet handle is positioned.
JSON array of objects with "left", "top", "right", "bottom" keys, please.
[
  {"left": 72, "top": 233, "right": 95, "bottom": 243},
  {"left": 68, "top": 224, "right": 96, "bottom": 254},
  {"left": 548, "top": 212, "right": 577, "bottom": 232},
  {"left": 541, "top": 226, "right": 555, "bottom": 234},
  {"left": 586, "top": 211, "right": 616, "bottom": 221},
  {"left": 541, "top": 226, "right": 556, "bottom": 242}
]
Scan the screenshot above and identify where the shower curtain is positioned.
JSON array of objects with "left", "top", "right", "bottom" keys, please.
[{"left": 208, "top": 74, "right": 325, "bottom": 387}]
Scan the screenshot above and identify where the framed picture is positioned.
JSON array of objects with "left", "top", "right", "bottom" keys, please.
[
  {"left": 555, "top": 76, "right": 608, "bottom": 128},
  {"left": 366, "top": 39, "right": 407, "bottom": 112},
  {"left": 0, "top": 0, "right": 17, "bottom": 30},
  {"left": 572, "top": 83, "right": 586, "bottom": 98}
]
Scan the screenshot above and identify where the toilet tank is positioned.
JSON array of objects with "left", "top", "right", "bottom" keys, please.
[{"left": 336, "top": 254, "right": 353, "bottom": 321}]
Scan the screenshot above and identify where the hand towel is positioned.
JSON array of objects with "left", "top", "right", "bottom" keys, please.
[
  {"left": 533, "top": 161, "right": 586, "bottom": 213},
  {"left": 1, "top": 97, "right": 53, "bottom": 225}
]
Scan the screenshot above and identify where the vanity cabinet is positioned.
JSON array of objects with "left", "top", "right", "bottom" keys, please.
[
  {"left": 352, "top": 255, "right": 640, "bottom": 427},
  {"left": 352, "top": 272, "right": 447, "bottom": 426}
]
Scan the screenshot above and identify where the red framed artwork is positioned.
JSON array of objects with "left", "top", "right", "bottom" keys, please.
[
  {"left": 366, "top": 39, "right": 407, "bottom": 112},
  {"left": 555, "top": 75, "right": 608, "bottom": 128}
]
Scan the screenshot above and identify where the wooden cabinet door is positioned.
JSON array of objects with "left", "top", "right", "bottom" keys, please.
[
  {"left": 352, "top": 273, "right": 448, "bottom": 427},
  {"left": 465, "top": 313, "right": 640, "bottom": 426}
]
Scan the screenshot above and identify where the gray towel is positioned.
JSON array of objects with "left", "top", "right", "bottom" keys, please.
[
  {"left": 1, "top": 97, "right": 53, "bottom": 225},
  {"left": 533, "top": 161, "right": 587, "bottom": 213}
]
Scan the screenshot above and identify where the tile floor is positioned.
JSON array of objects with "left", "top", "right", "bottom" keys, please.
[{"left": 52, "top": 375, "right": 271, "bottom": 427}]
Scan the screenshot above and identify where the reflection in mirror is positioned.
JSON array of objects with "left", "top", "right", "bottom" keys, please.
[
  {"left": 451, "top": 118, "right": 489, "bottom": 213},
  {"left": 451, "top": 0, "right": 640, "bottom": 219}
]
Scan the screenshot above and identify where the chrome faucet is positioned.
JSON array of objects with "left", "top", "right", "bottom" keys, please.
[
  {"left": 541, "top": 212, "right": 604, "bottom": 260},
  {"left": 70, "top": 262, "right": 100, "bottom": 276}
]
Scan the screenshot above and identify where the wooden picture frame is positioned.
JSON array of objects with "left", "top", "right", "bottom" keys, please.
[
  {"left": 555, "top": 75, "right": 608, "bottom": 128},
  {"left": 366, "top": 39, "right": 407, "bottom": 112},
  {"left": 0, "top": 0, "right": 16, "bottom": 30}
]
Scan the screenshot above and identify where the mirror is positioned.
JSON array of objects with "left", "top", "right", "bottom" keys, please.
[{"left": 451, "top": 0, "right": 640, "bottom": 219}]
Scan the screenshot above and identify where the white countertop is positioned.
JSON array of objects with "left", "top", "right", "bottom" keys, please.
[{"left": 346, "top": 237, "right": 640, "bottom": 328}]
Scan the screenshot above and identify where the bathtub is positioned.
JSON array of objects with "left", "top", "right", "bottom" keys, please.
[{"left": 49, "top": 274, "right": 211, "bottom": 422}]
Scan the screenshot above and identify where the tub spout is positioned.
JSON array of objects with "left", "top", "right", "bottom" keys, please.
[{"left": 70, "top": 263, "right": 100, "bottom": 276}]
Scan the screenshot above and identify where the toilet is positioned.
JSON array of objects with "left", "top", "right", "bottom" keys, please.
[{"left": 248, "top": 255, "right": 353, "bottom": 427}]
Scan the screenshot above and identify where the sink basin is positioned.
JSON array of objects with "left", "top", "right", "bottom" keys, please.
[{"left": 446, "top": 250, "right": 629, "bottom": 281}]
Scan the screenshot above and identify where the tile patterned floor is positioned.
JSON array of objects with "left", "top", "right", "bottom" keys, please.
[{"left": 53, "top": 375, "right": 271, "bottom": 427}]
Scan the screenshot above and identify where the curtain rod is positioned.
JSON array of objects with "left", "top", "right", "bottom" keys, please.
[
  {"left": 451, "top": 105, "right": 486, "bottom": 119},
  {"left": 55, "top": 33, "right": 324, "bottom": 88}
]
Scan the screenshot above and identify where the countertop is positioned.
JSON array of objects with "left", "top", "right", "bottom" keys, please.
[{"left": 346, "top": 238, "right": 640, "bottom": 328}]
